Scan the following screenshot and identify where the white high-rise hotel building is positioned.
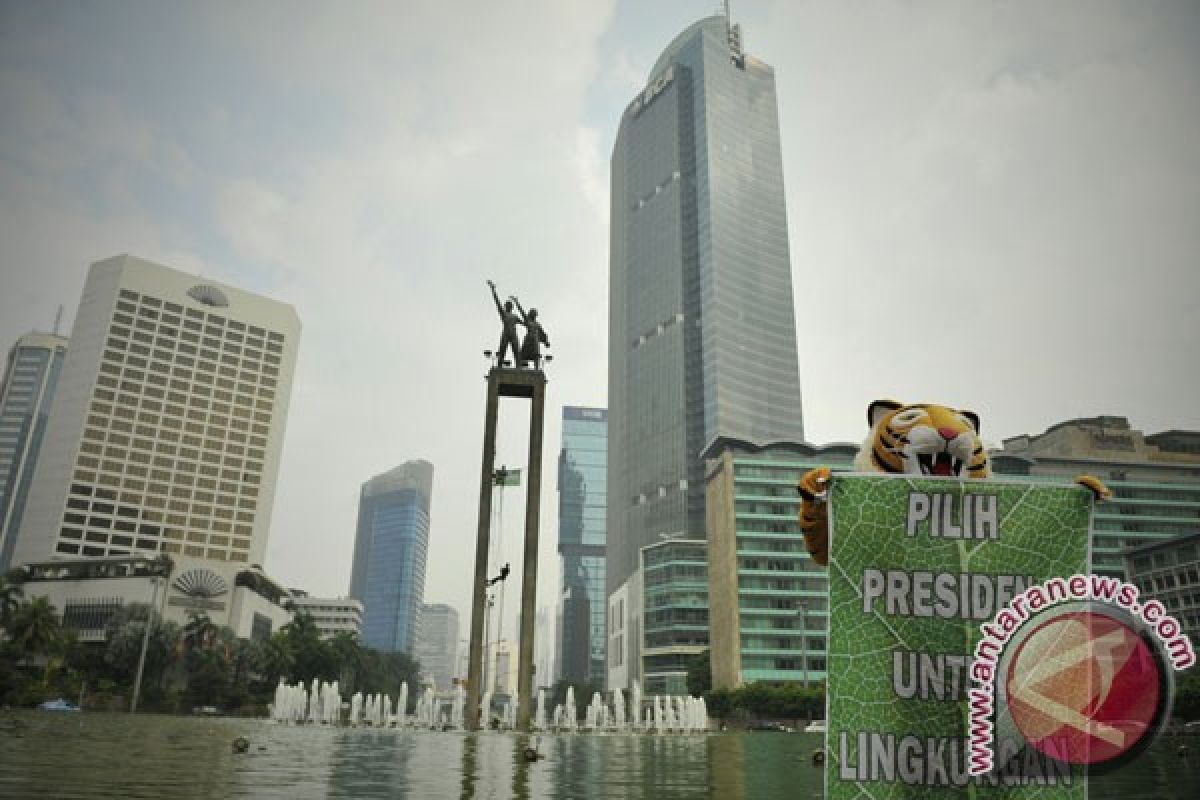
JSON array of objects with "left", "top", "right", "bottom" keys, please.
[{"left": 13, "top": 255, "right": 299, "bottom": 568}]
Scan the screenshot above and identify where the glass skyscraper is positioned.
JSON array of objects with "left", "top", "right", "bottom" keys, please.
[
  {"left": 349, "top": 459, "right": 432, "bottom": 654},
  {"left": 607, "top": 15, "right": 805, "bottom": 686},
  {"left": 556, "top": 406, "right": 607, "bottom": 686},
  {"left": 0, "top": 332, "right": 68, "bottom": 570}
]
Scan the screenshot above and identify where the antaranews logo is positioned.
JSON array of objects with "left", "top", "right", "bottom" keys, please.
[{"left": 967, "top": 574, "right": 1195, "bottom": 777}]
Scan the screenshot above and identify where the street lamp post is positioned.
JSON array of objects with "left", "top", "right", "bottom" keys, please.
[{"left": 131, "top": 575, "right": 162, "bottom": 713}]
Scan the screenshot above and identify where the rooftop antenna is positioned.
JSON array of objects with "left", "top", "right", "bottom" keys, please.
[
  {"left": 53, "top": 304, "right": 63, "bottom": 336},
  {"left": 723, "top": 0, "right": 744, "bottom": 66}
]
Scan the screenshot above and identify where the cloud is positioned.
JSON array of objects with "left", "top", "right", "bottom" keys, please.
[{"left": 756, "top": 0, "right": 1200, "bottom": 443}]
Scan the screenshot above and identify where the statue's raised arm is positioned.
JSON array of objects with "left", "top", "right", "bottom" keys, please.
[
  {"left": 488, "top": 280, "right": 504, "bottom": 316},
  {"left": 510, "top": 295, "right": 529, "bottom": 324},
  {"left": 489, "top": 280, "right": 522, "bottom": 367}
]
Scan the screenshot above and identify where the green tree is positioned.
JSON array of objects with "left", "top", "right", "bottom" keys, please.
[
  {"left": 329, "top": 631, "right": 365, "bottom": 691},
  {"left": 104, "top": 604, "right": 179, "bottom": 690},
  {"left": 358, "top": 648, "right": 421, "bottom": 705},
  {"left": 1175, "top": 666, "right": 1200, "bottom": 721},
  {"left": 182, "top": 611, "right": 219, "bottom": 654},
  {"left": 281, "top": 612, "right": 336, "bottom": 683},
  {"left": 686, "top": 649, "right": 711, "bottom": 696},
  {"left": 6, "top": 597, "right": 62, "bottom": 663},
  {"left": 0, "top": 574, "right": 24, "bottom": 627},
  {"left": 256, "top": 631, "right": 294, "bottom": 685}
]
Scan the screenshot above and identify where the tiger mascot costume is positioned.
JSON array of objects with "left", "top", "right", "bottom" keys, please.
[{"left": 796, "top": 399, "right": 1111, "bottom": 566}]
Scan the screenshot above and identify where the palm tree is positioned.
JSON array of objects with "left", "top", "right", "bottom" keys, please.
[
  {"left": 181, "top": 612, "right": 219, "bottom": 654},
  {"left": 6, "top": 597, "right": 62, "bottom": 664},
  {"left": 0, "top": 575, "right": 24, "bottom": 627}
]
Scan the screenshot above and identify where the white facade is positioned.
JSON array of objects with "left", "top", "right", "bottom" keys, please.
[
  {"left": 13, "top": 255, "right": 299, "bottom": 569},
  {"left": 605, "top": 569, "right": 643, "bottom": 692},
  {"left": 414, "top": 602, "right": 459, "bottom": 690},
  {"left": 20, "top": 554, "right": 294, "bottom": 641},
  {"left": 490, "top": 639, "right": 517, "bottom": 696},
  {"left": 290, "top": 593, "right": 364, "bottom": 639}
]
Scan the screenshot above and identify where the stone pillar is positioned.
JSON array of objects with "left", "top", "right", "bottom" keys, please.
[
  {"left": 515, "top": 376, "right": 545, "bottom": 731},
  {"left": 465, "top": 375, "right": 500, "bottom": 730}
]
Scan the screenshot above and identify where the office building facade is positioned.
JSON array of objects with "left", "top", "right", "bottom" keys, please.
[
  {"left": 12, "top": 254, "right": 299, "bottom": 569},
  {"left": 993, "top": 416, "right": 1200, "bottom": 576},
  {"left": 0, "top": 332, "right": 69, "bottom": 570},
  {"left": 1124, "top": 533, "right": 1200, "bottom": 651},
  {"left": 415, "top": 602, "right": 460, "bottom": 690},
  {"left": 350, "top": 460, "right": 432, "bottom": 654},
  {"left": 704, "top": 438, "right": 856, "bottom": 689},
  {"left": 556, "top": 406, "right": 607, "bottom": 686},
  {"left": 607, "top": 14, "right": 805, "bottom": 688},
  {"left": 640, "top": 537, "right": 708, "bottom": 695}
]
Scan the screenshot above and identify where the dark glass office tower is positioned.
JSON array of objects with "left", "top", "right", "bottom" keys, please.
[
  {"left": 349, "top": 460, "right": 432, "bottom": 654},
  {"left": 556, "top": 406, "right": 607, "bottom": 686},
  {"left": 0, "top": 332, "right": 68, "bottom": 570},
  {"left": 607, "top": 15, "right": 805, "bottom": 599}
]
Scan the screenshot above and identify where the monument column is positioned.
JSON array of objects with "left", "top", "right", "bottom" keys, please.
[
  {"left": 515, "top": 373, "right": 545, "bottom": 731},
  {"left": 466, "top": 367, "right": 546, "bottom": 731},
  {"left": 465, "top": 375, "right": 500, "bottom": 730}
]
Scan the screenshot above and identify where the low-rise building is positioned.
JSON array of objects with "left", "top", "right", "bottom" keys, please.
[
  {"left": 993, "top": 417, "right": 1200, "bottom": 576},
  {"left": 288, "top": 591, "right": 363, "bottom": 639},
  {"left": 18, "top": 554, "right": 293, "bottom": 642}
]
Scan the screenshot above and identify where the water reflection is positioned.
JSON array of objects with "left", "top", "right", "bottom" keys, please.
[{"left": 0, "top": 713, "right": 1196, "bottom": 799}]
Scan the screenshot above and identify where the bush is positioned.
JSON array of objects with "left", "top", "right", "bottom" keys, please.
[{"left": 704, "top": 681, "right": 825, "bottom": 721}]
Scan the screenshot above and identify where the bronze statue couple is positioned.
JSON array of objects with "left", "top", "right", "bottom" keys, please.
[{"left": 489, "top": 280, "right": 549, "bottom": 369}]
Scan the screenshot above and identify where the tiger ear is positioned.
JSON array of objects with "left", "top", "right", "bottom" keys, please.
[
  {"left": 961, "top": 409, "right": 981, "bottom": 434},
  {"left": 868, "top": 399, "right": 904, "bottom": 428}
]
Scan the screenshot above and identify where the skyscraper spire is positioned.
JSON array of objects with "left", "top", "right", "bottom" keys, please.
[{"left": 722, "top": 1, "right": 744, "bottom": 65}]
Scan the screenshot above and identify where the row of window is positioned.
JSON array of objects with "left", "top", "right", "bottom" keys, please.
[
  {"left": 55, "top": 538, "right": 247, "bottom": 562},
  {"left": 740, "top": 636, "right": 826, "bottom": 652},
  {"left": 117, "top": 288, "right": 285, "bottom": 342},
  {"left": 742, "top": 656, "right": 828, "bottom": 674}
]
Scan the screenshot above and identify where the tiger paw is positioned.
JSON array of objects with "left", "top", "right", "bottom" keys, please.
[
  {"left": 797, "top": 467, "right": 832, "bottom": 503},
  {"left": 1074, "top": 474, "right": 1112, "bottom": 501}
]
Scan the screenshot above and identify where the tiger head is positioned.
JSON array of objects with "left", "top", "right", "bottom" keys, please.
[{"left": 852, "top": 400, "right": 990, "bottom": 479}]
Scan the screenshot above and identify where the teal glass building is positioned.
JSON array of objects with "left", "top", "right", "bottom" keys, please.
[
  {"left": 0, "top": 332, "right": 68, "bottom": 570},
  {"left": 705, "top": 439, "right": 856, "bottom": 689},
  {"left": 349, "top": 460, "right": 432, "bottom": 654},
  {"left": 557, "top": 406, "right": 607, "bottom": 685},
  {"left": 607, "top": 15, "right": 805, "bottom": 689}
]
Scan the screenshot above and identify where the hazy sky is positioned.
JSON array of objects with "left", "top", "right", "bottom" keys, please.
[{"left": 2, "top": 1, "right": 1198, "bottom": 639}]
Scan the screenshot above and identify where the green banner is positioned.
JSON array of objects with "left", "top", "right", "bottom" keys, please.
[
  {"left": 826, "top": 475, "right": 1090, "bottom": 799},
  {"left": 494, "top": 468, "right": 521, "bottom": 487}
]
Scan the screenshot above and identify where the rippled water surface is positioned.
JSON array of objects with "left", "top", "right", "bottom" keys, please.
[{"left": 0, "top": 713, "right": 1196, "bottom": 799}]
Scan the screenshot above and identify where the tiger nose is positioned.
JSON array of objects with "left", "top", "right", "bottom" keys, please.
[{"left": 937, "top": 427, "right": 959, "bottom": 441}]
